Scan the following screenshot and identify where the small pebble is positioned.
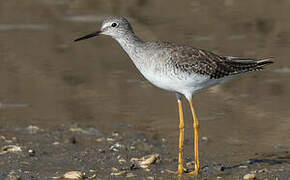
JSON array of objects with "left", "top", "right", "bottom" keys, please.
[
  {"left": 165, "top": 169, "right": 177, "bottom": 174},
  {"left": 140, "top": 154, "right": 159, "bottom": 167},
  {"left": 0, "top": 145, "right": 22, "bottom": 155},
  {"left": 52, "top": 141, "right": 60, "bottom": 145},
  {"left": 26, "top": 125, "right": 40, "bottom": 134},
  {"left": 69, "top": 127, "right": 83, "bottom": 132},
  {"left": 109, "top": 142, "right": 123, "bottom": 152},
  {"left": 63, "top": 171, "right": 84, "bottom": 179},
  {"left": 0, "top": 136, "right": 6, "bottom": 141},
  {"left": 28, "top": 149, "right": 35, "bottom": 156},
  {"left": 96, "top": 137, "right": 105, "bottom": 142},
  {"left": 246, "top": 160, "right": 253, "bottom": 164},
  {"left": 239, "top": 165, "right": 248, "bottom": 169},
  {"left": 243, "top": 173, "right": 256, "bottom": 180},
  {"left": 106, "top": 137, "right": 115, "bottom": 142},
  {"left": 118, "top": 158, "right": 126, "bottom": 164},
  {"left": 51, "top": 176, "right": 61, "bottom": 179},
  {"left": 126, "top": 173, "right": 137, "bottom": 178},
  {"left": 131, "top": 154, "right": 159, "bottom": 168},
  {"left": 112, "top": 132, "right": 119, "bottom": 137},
  {"left": 111, "top": 168, "right": 118, "bottom": 172},
  {"left": 80, "top": 127, "right": 102, "bottom": 136},
  {"left": 111, "top": 148, "right": 118, "bottom": 152},
  {"left": 98, "top": 149, "right": 105, "bottom": 153},
  {"left": 258, "top": 168, "right": 268, "bottom": 173},
  {"left": 110, "top": 171, "right": 126, "bottom": 176},
  {"left": 22, "top": 161, "right": 30, "bottom": 165},
  {"left": 87, "top": 174, "right": 96, "bottom": 179},
  {"left": 186, "top": 161, "right": 195, "bottom": 169}
]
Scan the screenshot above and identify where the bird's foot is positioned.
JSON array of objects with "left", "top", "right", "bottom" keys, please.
[
  {"left": 187, "top": 169, "right": 199, "bottom": 175},
  {"left": 165, "top": 167, "right": 188, "bottom": 175},
  {"left": 166, "top": 169, "right": 199, "bottom": 176},
  {"left": 166, "top": 167, "right": 196, "bottom": 176}
]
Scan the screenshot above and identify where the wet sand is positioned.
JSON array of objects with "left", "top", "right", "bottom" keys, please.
[
  {"left": 0, "top": 124, "right": 289, "bottom": 179},
  {"left": 0, "top": 0, "right": 290, "bottom": 179}
]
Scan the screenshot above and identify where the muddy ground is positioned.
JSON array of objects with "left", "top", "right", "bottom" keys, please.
[{"left": 0, "top": 123, "right": 289, "bottom": 179}]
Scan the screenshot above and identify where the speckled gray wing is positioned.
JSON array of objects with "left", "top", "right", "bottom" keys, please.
[{"left": 169, "top": 43, "right": 273, "bottom": 79}]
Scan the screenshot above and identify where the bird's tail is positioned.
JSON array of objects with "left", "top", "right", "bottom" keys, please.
[
  {"left": 256, "top": 58, "right": 274, "bottom": 70},
  {"left": 225, "top": 57, "right": 274, "bottom": 73}
]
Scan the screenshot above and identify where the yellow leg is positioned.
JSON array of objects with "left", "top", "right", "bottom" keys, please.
[
  {"left": 177, "top": 98, "right": 185, "bottom": 176},
  {"left": 188, "top": 99, "right": 200, "bottom": 175}
]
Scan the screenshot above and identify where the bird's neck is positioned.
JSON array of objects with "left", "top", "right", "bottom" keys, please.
[{"left": 114, "top": 32, "right": 144, "bottom": 60}]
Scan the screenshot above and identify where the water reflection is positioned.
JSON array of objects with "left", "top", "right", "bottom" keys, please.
[
  {"left": 63, "top": 15, "right": 103, "bottom": 23},
  {"left": 0, "top": 24, "right": 51, "bottom": 31},
  {"left": 274, "top": 67, "right": 290, "bottom": 74},
  {"left": 0, "top": 103, "right": 30, "bottom": 109}
]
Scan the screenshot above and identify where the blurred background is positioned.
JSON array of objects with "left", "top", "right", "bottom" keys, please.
[{"left": 0, "top": 0, "right": 289, "bottom": 174}]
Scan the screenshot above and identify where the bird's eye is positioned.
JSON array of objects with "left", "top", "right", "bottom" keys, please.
[{"left": 111, "top": 23, "right": 117, "bottom": 27}]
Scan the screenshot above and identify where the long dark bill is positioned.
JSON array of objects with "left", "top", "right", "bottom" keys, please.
[{"left": 74, "top": 31, "right": 102, "bottom": 42}]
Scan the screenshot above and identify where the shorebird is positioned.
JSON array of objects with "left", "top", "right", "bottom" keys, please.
[{"left": 74, "top": 16, "right": 273, "bottom": 176}]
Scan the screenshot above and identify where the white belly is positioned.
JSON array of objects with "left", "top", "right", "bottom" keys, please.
[
  {"left": 140, "top": 68, "right": 233, "bottom": 99},
  {"left": 141, "top": 69, "right": 210, "bottom": 93}
]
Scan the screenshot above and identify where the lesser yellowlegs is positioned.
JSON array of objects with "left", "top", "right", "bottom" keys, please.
[{"left": 74, "top": 16, "right": 273, "bottom": 176}]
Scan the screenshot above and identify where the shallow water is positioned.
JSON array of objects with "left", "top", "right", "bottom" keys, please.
[{"left": 0, "top": 0, "right": 290, "bottom": 178}]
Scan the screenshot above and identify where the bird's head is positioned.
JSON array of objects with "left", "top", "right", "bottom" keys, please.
[{"left": 74, "top": 16, "right": 133, "bottom": 42}]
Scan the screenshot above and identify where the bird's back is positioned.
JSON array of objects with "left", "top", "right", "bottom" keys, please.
[{"left": 144, "top": 40, "right": 273, "bottom": 79}]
